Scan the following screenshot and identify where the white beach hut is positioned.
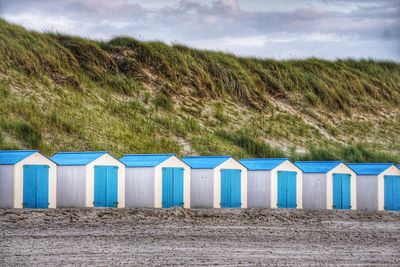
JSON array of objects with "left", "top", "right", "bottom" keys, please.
[
  {"left": 240, "top": 158, "right": 302, "bottom": 209},
  {"left": 182, "top": 156, "right": 247, "bottom": 208},
  {"left": 119, "top": 154, "right": 191, "bottom": 208},
  {"left": 51, "top": 151, "right": 125, "bottom": 208},
  {"left": 0, "top": 150, "right": 57, "bottom": 208},
  {"left": 295, "top": 161, "right": 356, "bottom": 210},
  {"left": 347, "top": 163, "right": 400, "bottom": 211}
]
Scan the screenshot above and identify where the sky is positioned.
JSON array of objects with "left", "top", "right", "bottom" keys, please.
[{"left": 0, "top": 0, "right": 399, "bottom": 60}]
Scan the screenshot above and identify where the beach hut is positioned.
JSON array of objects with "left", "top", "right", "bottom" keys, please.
[
  {"left": 119, "top": 154, "right": 190, "bottom": 208},
  {"left": 51, "top": 151, "right": 125, "bottom": 208},
  {"left": 0, "top": 150, "right": 57, "bottom": 208},
  {"left": 182, "top": 156, "right": 247, "bottom": 208},
  {"left": 295, "top": 161, "right": 356, "bottom": 210},
  {"left": 347, "top": 163, "right": 400, "bottom": 211},
  {"left": 240, "top": 158, "right": 302, "bottom": 209}
]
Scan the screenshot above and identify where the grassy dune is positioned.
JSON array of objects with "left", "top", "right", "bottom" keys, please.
[{"left": 0, "top": 19, "right": 399, "bottom": 162}]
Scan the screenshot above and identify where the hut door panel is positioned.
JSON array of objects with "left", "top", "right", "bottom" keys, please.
[
  {"left": 287, "top": 172, "right": 297, "bottom": 208},
  {"left": 341, "top": 175, "right": 351, "bottom": 209},
  {"left": 278, "top": 171, "right": 297, "bottom": 208},
  {"left": 220, "top": 169, "right": 241, "bottom": 208},
  {"left": 384, "top": 176, "right": 392, "bottom": 210},
  {"left": 333, "top": 173, "right": 351, "bottom": 210},
  {"left": 23, "top": 165, "right": 49, "bottom": 208},
  {"left": 35, "top": 166, "right": 49, "bottom": 208},
  {"left": 23, "top": 165, "right": 36, "bottom": 208},
  {"left": 384, "top": 175, "right": 400, "bottom": 211},
  {"left": 333, "top": 174, "right": 341, "bottom": 209},
  {"left": 277, "top": 171, "right": 287, "bottom": 208},
  {"left": 395, "top": 176, "right": 400, "bottom": 211},
  {"left": 229, "top": 170, "right": 241, "bottom": 208},
  {"left": 220, "top": 170, "right": 231, "bottom": 208},
  {"left": 94, "top": 166, "right": 107, "bottom": 207},
  {"left": 172, "top": 168, "right": 184, "bottom": 207},
  {"left": 162, "top": 168, "right": 173, "bottom": 208},
  {"left": 106, "top": 167, "right": 118, "bottom": 208}
]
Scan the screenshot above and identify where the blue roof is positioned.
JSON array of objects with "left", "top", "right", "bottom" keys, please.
[
  {"left": 182, "top": 156, "right": 232, "bottom": 169},
  {"left": 240, "top": 158, "right": 288, "bottom": 171},
  {"left": 51, "top": 151, "right": 108, "bottom": 166},
  {"left": 0, "top": 150, "right": 38, "bottom": 165},
  {"left": 347, "top": 163, "right": 394, "bottom": 175},
  {"left": 295, "top": 161, "right": 343, "bottom": 173},
  {"left": 120, "top": 154, "right": 174, "bottom": 167}
]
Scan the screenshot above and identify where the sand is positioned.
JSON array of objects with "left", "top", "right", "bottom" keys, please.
[{"left": 1, "top": 208, "right": 400, "bottom": 266}]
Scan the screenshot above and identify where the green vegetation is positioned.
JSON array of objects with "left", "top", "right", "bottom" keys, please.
[
  {"left": 153, "top": 91, "right": 174, "bottom": 111},
  {"left": 0, "top": 19, "right": 399, "bottom": 162},
  {"left": 216, "top": 130, "right": 286, "bottom": 158},
  {"left": 290, "top": 144, "right": 400, "bottom": 163},
  {"left": 8, "top": 122, "right": 42, "bottom": 148}
]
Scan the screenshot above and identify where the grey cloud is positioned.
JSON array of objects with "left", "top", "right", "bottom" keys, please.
[{"left": 0, "top": 0, "right": 398, "bottom": 60}]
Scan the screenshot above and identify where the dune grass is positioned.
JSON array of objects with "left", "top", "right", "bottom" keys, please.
[{"left": 0, "top": 19, "right": 399, "bottom": 162}]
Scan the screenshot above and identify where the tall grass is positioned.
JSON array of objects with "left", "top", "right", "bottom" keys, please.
[
  {"left": 216, "top": 130, "right": 286, "bottom": 158},
  {"left": 291, "top": 144, "right": 400, "bottom": 164},
  {"left": 153, "top": 91, "right": 174, "bottom": 111},
  {"left": 8, "top": 122, "right": 42, "bottom": 148},
  {"left": 217, "top": 129, "right": 400, "bottom": 163}
]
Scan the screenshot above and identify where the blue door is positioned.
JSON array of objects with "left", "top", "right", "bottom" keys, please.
[
  {"left": 277, "top": 171, "right": 287, "bottom": 208},
  {"left": 230, "top": 170, "right": 241, "bottom": 208},
  {"left": 23, "top": 165, "right": 36, "bottom": 208},
  {"left": 36, "top": 165, "right": 50, "bottom": 208},
  {"left": 220, "top": 169, "right": 241, "bottom": 208},
  {"left": 162, "top": 168, "right": 173, "bottom": 208},
  {"left": 333, "top": 173, "right": 351, "bottom": 209},
  {"left": 384, "top": 175, "right": 400, "bottom": 211},
  {"left": 341, "top": 174, "right": 351, "bottom": 209},
  {"left": 23, "top": 165, "right": 49, "bottom": 208},
  {"left": 172, "top": 168, "right": 184, "bottom": 207},
  {"left": 162, "top": 168, "right": 184, "bottom": 208},
  {"left": 220, "top": 170, "right": 231, "bottom": 208},
  {"left": 94, "top": 166, "right": 119, "bottom": 207},
  {"left": 277, "top": 171, "right": 297, "bottom": 208},
  {"left": 394, "top": 176, "right": 400, "bottom": 211},
  {"left": 287, "top": 172, "right": 297, "bottom": 208},
  {"left": 94, "top": 166, "right": 107, "bottom": 207},
  {"left": 106, "top": 166, "right": 118, "bottom": 207}
]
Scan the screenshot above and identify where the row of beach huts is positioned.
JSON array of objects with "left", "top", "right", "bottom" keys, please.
[{"left": 0, "top": 150, "right": 399, "bottom": 211}]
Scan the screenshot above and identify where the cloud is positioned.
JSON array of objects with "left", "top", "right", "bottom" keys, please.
[{"left": 0, "top": 0, "right": 398, "bottom": 60}]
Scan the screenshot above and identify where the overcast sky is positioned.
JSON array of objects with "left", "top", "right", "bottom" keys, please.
[{"left": 0, "top": 0, "right": 399, "bottom": 60}]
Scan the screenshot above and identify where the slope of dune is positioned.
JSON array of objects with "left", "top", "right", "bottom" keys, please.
[{"left": 0, "top": 19, "right": 399, "bottom": 162}]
